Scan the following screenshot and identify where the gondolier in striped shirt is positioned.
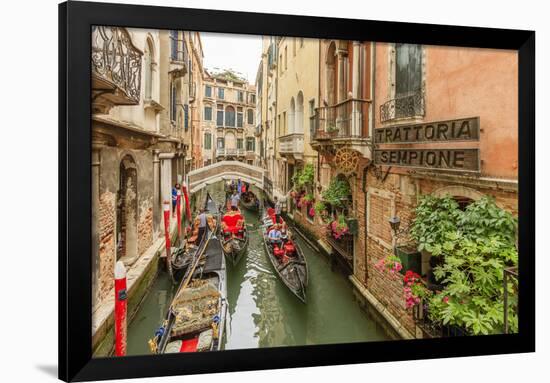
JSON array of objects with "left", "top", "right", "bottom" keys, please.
[
  {"left": 197, "top": 208, "right": 207, "bottom": 244},
  {"left": 230, "top": 191, "right": 240, "bottom": 211}
]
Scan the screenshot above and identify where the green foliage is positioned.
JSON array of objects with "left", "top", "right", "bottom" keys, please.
[
  {"left": 303, "top": 193, "right": 315, "bottom": 203},
  {"left": 412, "top": 195, "right": 519, "bottom": 335},
  {"left": 292, "top": 164, "right": 315, "bottom": 191},
  {"left": 314, "top": 201, "right": 327, "bottom": 214},
  {"left": 336, "top": 214, "right": 348, "bottom": 231},
  {"left": 321, "top": 177, "right": 351, "bottom": 208}
]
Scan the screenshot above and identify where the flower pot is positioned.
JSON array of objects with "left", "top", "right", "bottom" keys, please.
[{"left": 396, "top": 245, "right": 421, "bottom": 275}]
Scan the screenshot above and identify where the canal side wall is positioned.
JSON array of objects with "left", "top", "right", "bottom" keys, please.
[{"left": 92, "top": 223, "right": 179, "bottom": 357}]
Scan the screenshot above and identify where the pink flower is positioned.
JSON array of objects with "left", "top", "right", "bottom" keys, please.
[{"left": 443, "top": 296, "right": 449, "bottom": 304}]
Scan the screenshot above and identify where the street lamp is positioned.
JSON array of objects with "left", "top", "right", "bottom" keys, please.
[
  {"left": 388, "top": 216, "right": 401, "bottom": 232},
  {"left": 388, "top": 215, "right": 407, "bottom": 256}
]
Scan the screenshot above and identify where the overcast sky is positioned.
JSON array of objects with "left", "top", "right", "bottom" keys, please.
[{"left": 200, "top": 32, "right": 263, "bottom": 83}]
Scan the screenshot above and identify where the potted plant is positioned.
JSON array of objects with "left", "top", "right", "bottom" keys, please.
[
  {"left": 330, "top": 215, "right": 349, "bottom": 240},
  {"left": 375, "top": 254, "right": 403, "bottom": 277},
  {"left": 403, "top": 270, "right": 432, "bottom": 309}
]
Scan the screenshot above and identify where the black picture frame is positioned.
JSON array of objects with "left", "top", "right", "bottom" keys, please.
[{"left": 59, "top": 1, "right": 535, "bottom": 381}]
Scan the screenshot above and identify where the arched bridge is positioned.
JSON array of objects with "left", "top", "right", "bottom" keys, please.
[{"left": 187, "top": 161, "right": 266, "bottom": 194}]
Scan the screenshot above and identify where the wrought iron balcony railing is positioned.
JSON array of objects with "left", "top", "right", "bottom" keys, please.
[
  {"left": 91, "top": 26, "right": 142, "bottom": 105},
  {"left": 278, "top": 133, "right": 304, "bottom": 155},
  {"left": 379, "top": 89, "right": 425, "bottom": 123},
  {"left": 312, "top": 99, "right": 369, "bottom": 141}
]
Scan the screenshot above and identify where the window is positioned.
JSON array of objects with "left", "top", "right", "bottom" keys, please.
[
  {"left": 309, "top": 99, "right": 315, "bottom": 137},
  {"left": 247, "top": 109, "right": 254, "bottom": 125},
  {"left": 279, "top": 54, "right": 283, "bottom": 74},
  {"left": 204, "top": 106, "right": 212, "bottom": 121},
  {"left": 395, "top": 44, "right": 422, "bottom": 97},
  {"left": 204, "top": 133, "right": 212, "bottom": 149},
  {"left": 217, "top": 137, "right": 224, "bottom": 149},
  {"left": 218, "top": 87, "right": 225, "bottom": 99},
  {"left": 144, "top": 40, "right": 154, "bottom": 100},
  {"left": 170, "top": 31, "right": 178, "bottom": 60},
  {"left": 170, "top": 84, "right": 177, "bottom": 122},
  {"left": 284, "top": 46, "right": 288, "bottom": 70},
  {"left": 183, "top": 104, "right": 189, "bottom": 131},
  {"left": 216, "top": 104, "right": 224, "bottom": 126},
  {"left": 238, "top": 91, "right": 244, "bottom": 102},
  {"left": 250, "top": 94, "right": 256, "bottom": 104},
  {"left": 225, "top": 106, "right": 236, "bottom": 127},
  {"left": 205, "top": 85, "right": 212, "bottom": 98},
  {"left": 237, "top": 112, "right": 243, "bottom": 128},
  {"left": 246, "top": 137, "right": 255, "bottom": 151},
  {"left": 237, "top": 138, "right": 244, "bottom": 149}
]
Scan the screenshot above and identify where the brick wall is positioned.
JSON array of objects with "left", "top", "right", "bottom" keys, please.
[
  {"left": 98, "top": 191, "right": 116, "bottom": 303},
  {"left": 137, "top": 205, "right": 153, "bottom": 256}
]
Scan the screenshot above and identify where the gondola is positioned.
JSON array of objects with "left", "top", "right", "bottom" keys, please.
[
  {"left": 240, "top": 190, "right": 259, "bottom": 211},
  {"left": 261, "top": 207, "right": 308, "bottom": 303},
  {"left": 171, "top": 192, "right": 219, "bottom": 278},
  {"left": 220, "top": 202, "right": 249, "bottom": 266},
  {"left": 150, "top": 211, "right": 227, "bottom": 354}
]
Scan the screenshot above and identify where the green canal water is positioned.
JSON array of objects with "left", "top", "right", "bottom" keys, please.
[{"left": 127, "top": 182, "right": 391, "bottom": 355}]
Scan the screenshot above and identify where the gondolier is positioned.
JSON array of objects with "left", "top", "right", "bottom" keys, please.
[
  {"left": 230, "top": 191, "right": 240, "bottom": 211},
  {"left": 197, "top": 208, "right": 208, "bottom": 244},
  {"left": 274, "top": 196, "right": 282, "bottom": 224}
]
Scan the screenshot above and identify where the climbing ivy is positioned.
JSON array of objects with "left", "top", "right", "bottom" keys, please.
[{"left": 411, "top": 195, "right": 518, "bottom": 335}]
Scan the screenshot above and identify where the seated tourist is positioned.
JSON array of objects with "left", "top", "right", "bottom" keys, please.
[{"left": 268, "top": 224, "right": 282, "bottom": 246}]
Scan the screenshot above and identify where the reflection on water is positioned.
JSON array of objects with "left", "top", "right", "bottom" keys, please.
[{"left": 127, "top": 181, "right": 390, "bottom": 356}]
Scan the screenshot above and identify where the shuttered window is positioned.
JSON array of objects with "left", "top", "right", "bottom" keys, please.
[
  {"left": 395, "top": 44, "right": 422, "bottom": 97},
  {"left": 204, "top": 106, "right": 212, "bottom": 121},
  {"left": 204, "top": 133, "right": 212, "bottom": 149},
  {"left": 247, "top": 109, "right": 254, "bottom": 124},
  {"left": 183, "top": 104, "right": 189, "bottom": 131}
]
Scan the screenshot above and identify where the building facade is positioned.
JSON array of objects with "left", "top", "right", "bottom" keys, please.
[
  {"left": 200, "top": 70, "right": 257, "bottom": 166},
  {"left": 91, "top": 27, "right": 195, "bottom": 353}
]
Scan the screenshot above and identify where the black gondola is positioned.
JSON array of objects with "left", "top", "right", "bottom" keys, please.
[
  {"left": 240, "top": 191, "right": 259, "bottom": 211},
  {"left": 220, "top": 203, "right": 249, "bottom": 266},
  {"left": 150, "top": 194, "right": 227, "bottom": 354},
  {"left": 261, "top": 208, "right": 308, "bottom": 303},
  {"left": 170, "top": 192, "right": 219, "bottom": 277}
]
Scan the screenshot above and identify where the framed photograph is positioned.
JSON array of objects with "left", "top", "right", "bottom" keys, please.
[{"left": 59, "top": 1, "right": 535, "bottom": 381}]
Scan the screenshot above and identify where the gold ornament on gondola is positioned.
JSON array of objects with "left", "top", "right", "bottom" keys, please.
[{"left": 334, "top": 147, "right": 359, "bottom": 175}]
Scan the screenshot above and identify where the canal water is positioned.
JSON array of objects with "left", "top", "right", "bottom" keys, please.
[{"left": 127, "top": 181, "right": 390, "bottom": 355}]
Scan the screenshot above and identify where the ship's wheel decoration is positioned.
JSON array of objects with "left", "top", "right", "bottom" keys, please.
[{"left": 334, "top": 147, "right": 359, "bottom": 175}]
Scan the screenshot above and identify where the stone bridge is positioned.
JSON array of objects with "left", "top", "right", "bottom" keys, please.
[{"left": 187, "top": 160, "right": 266, "bottom": 194}]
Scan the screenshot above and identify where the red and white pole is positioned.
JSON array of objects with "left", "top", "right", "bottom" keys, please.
[
  {"left": 114, "top": 261, "right": 127, "bottom": 357},
  {"left": 176, "top": 190, "right": 182, "bottom": 239},
  {"left": 163, "top": 200, "right": 171, "bottom": 271}
]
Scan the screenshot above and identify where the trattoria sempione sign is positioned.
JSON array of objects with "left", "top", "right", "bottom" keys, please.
[
  {"left": 374, "top": 117, "right": 480, "bottom": 172},
  {"left": 374, "top": 149, "right": 480, "bottom": 171},
  {"left": 374, "top": 117, "right": 480, "bottom": 144}
]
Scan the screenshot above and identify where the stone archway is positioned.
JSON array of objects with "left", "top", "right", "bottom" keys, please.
[{"left": 116, "top": 154, "right": 138, "bottom": 266}]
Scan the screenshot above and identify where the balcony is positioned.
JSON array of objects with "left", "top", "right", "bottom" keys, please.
[
  {"left": 91, "top": 26, "right": 143, "bottom": 113},
  {"left": 311, "top": 98, "right": 371, "bottom": 157},
  {"left": 379, "top": 89, "right": 425, "bottom": 123},
  {"left": 278, "top": 133, "right": 304, "bottom": 159},
  {"left": 216, "top": 148, "right": 245, "bottom": 157}
]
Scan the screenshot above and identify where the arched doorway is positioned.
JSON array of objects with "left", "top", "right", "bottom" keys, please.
[
  {"left": 116, "top": 155, "right": 138, "bottom": 265},
  {"left": 326, "top": 42, "right": 338, "bottom": 106}
]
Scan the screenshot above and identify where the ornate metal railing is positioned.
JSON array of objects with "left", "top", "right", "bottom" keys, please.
[
  {"left": 379, "top": 89, "right": 425, "bottom": 123},
  {"left": 313, "top": 99, "right": 369, "bottom": 141},
  {"left": 326, "top": 233, "right": 354, "bottom": 270},
  {"left": 413, "top": 298, "right": 470, "bottom": 338},
  {"left": 91, "top": 26, "right": 142, "bottom": 104}
]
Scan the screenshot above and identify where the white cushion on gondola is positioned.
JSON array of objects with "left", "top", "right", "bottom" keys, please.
[
  {"left": 197, "top": 329, "right": 214, "bottom": 351},
  {"left": 165, "top": 340, "right": 183, "bottom": 353}
]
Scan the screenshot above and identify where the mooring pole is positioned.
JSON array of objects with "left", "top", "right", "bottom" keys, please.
[
  {"left": 163, "top": 201, "right": 172, "bottom": 274},
  {"left": 114, "top": 261, "right": 127, "bottom": 357},
  {"left": 176, "top": 189, "right": 182, "bottom": 240}
]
